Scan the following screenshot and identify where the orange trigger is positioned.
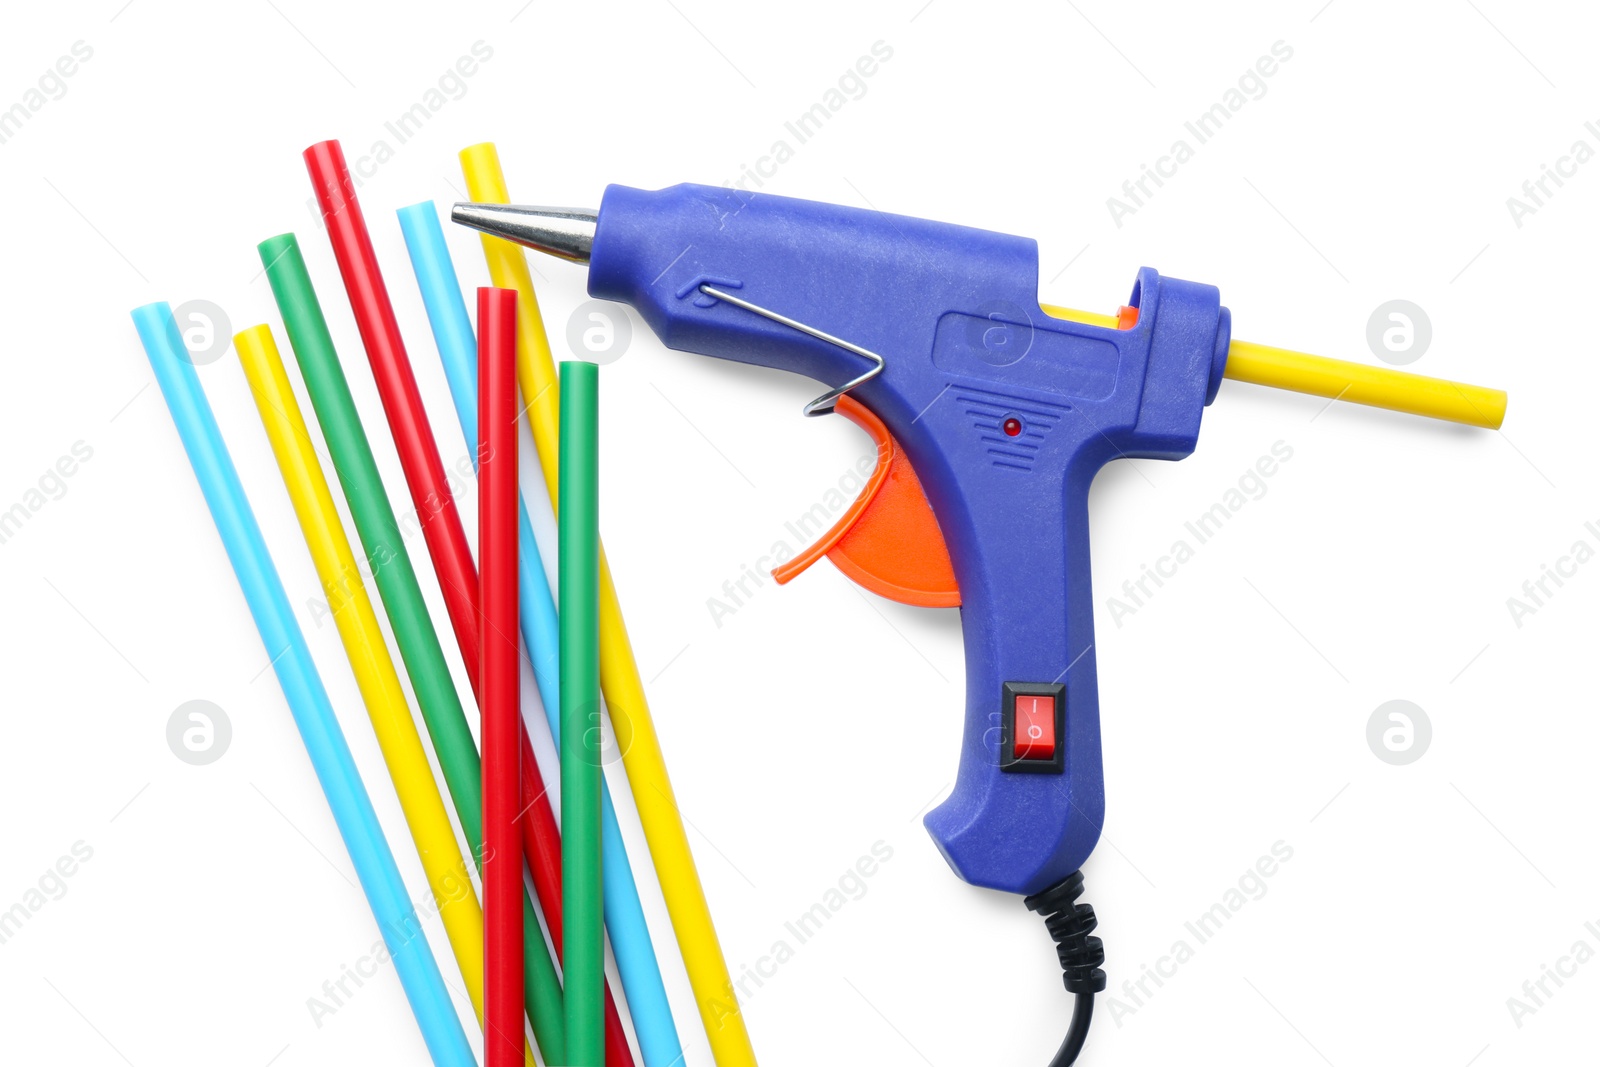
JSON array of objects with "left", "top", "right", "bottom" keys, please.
[{"left": 772, "top": 394, "right": 960, "bottom": 608}]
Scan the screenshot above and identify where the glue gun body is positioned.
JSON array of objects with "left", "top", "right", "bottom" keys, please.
[{"left": 561, "top": 184, "right": 1228, "bottom": 896}]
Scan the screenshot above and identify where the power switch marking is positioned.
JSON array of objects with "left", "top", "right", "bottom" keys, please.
[{"left": 1013, "top": 694, "right": 1055, "bottom": 760}]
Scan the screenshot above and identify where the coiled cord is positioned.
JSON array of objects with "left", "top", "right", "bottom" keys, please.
[{"left": 1024, "top": 870, "right": 1105, "bottom": 1067}]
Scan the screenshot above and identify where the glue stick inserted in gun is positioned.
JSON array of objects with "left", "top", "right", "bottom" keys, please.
[{"left": 451, "top": 187, "right": 1506, "bottom": 1067}]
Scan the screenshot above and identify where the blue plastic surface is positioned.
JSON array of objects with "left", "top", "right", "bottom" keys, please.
[
  {"left": 397, "top": 203, "right": 685, "bottom": 1067},
  {"left": 587, "top": 185, "right": 1230, "bottom": 895},
  {"left": 132, "top": 303, "right": 475, "bottom": 1064}
]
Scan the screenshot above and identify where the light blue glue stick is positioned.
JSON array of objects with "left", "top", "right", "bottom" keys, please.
[{"left": 132, "top": 302, "right": 476, "bottom": 1067}]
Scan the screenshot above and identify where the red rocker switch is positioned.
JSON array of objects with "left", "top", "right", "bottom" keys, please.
[{"left": 1000, "top": 681, "right": 1066, "bottom": 774}]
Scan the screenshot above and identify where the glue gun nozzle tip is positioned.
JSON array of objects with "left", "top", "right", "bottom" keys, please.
[{"left": 448, "top": 202, "right": 598, "bottom": 264}]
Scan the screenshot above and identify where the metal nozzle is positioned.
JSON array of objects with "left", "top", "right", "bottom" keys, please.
[{"left": 450, "top": 203, "right": 598, "bottom": 263}]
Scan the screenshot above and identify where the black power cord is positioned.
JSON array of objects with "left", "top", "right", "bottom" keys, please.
[{"left": 1024, "top": 870, "right": 1105, "bottom": 1067}]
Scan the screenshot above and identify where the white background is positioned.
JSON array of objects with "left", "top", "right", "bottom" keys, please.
[{"left": 0, "top": 1, "right": 1594, "bottom": 1064}]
